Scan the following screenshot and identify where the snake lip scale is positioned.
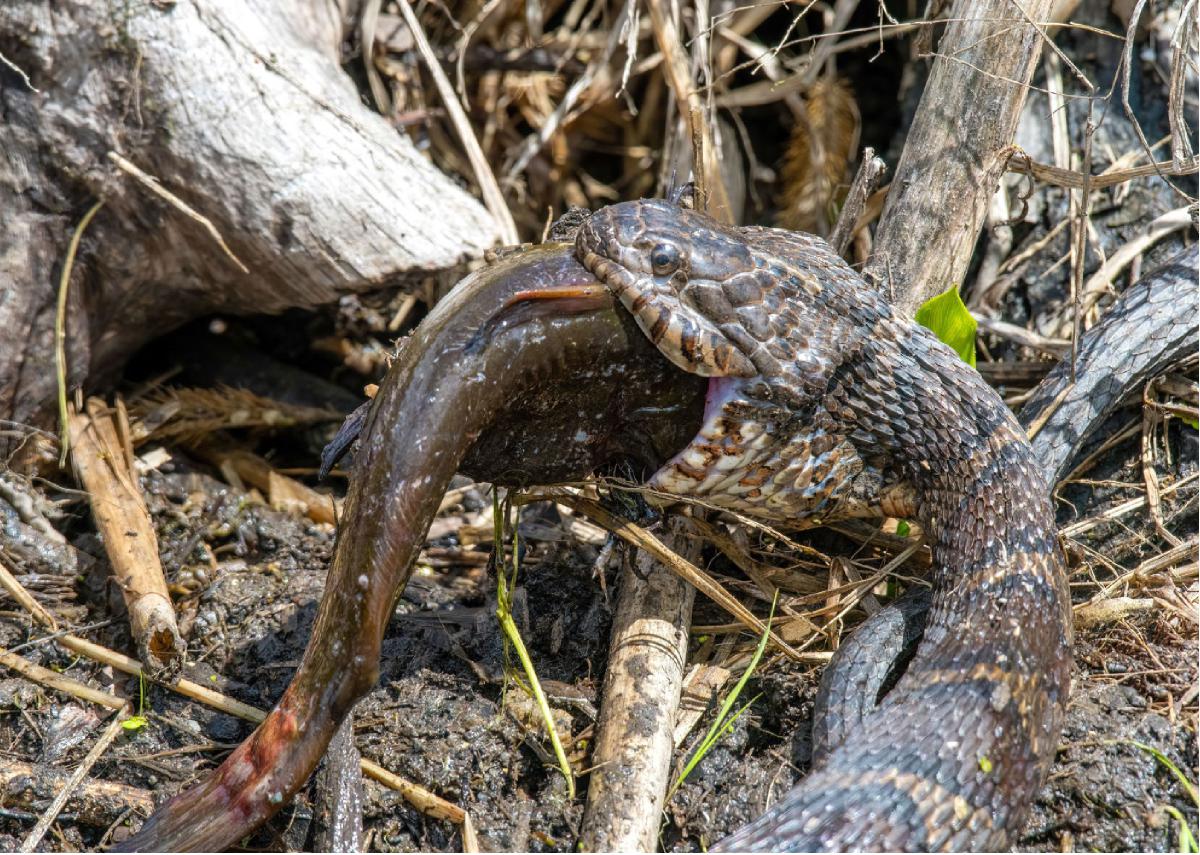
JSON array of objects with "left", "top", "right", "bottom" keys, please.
[{"left": 575, "top": 198, "right": 1073, "bottom": 852}]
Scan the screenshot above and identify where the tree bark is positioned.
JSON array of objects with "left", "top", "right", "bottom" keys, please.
[
  {"left": 0, "top": 0, "right": 500, "bottom": 438},
  {"left": 865, "top": 0, "right": 1055, "bottom": 315}
]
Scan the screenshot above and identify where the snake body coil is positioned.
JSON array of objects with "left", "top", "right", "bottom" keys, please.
[
  {"left": 1021, "top": 243, "right": 1199, "bottom": 484},
  {"left": 577, "top": 200, "right": 1073, "bottom": 851}
]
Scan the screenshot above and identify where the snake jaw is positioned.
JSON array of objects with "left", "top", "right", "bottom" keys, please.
[{"left": 577, "top": 207, "right": 758, "bottom": 379}]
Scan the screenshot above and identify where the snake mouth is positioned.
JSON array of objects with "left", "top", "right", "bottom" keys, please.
[
  {"left": 577, "top": 246, "right": 639, "bottom": 301},
  {"left": 484, "top": 240, "right": 751, "bottom": 503},
  {"left": 573, "top": 224, "right": 765, "bottom": 503}
]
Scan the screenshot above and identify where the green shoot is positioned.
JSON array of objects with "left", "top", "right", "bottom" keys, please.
[
  {"left": 1162, "top": 805, "right": 1199, "bottom": 853},
  {"left": 122, "top": 672, "right": 149, "bottom": 732},
  {"left": 915, "top": 285, "right": 976, "bottom": 368},
  {"left": 492, "top": 491, "right": 575, "bottom": 798},
  {"left": 1122, "top": 740, "right": 1199, "bottom": 807},
  {"left": 895, "top": 520, "right": 911, "bottom": 538},
  {"left": 1121, "top": 738, "right": 1200, "bottom": 852},
  {"left": 56, "top": 198, "right": 106, "bottom": 466},
  {"left": 671, "top": 591, "right": 778, "bottom": 797}
]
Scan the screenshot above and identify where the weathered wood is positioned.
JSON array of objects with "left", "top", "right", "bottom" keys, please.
[
  {"left": 314, "top": 712, "right": 366, "bottom": 853},
  {"left": 0, "top": 0, "right": 500, "bottom": 438},
  {"left": 864, "top": 0, "right": 1056, "bottom": 315},
  {"left": 829, "top": 147, "right": 887, "bottom": 256},
  {"left": 1, "top": 759, "right": 156, "bottom": 828},
  {"left": 580, "top": 517, "right": 698, "bottom": 852},
  {"left": 68, "top": 397, "right": 183, "bottom": 673}
]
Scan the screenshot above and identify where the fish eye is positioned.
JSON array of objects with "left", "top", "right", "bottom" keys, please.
[{"left": 649, "top": 243, "right": 682, "bottom": 276}]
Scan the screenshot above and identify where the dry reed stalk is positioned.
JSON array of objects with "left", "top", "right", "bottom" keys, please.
[
  {"left": 580, "top": 517, "right": 697, "bottom": 851},
  {"left": 644, "top": 0, "right": 733, "bottom": 221},
  {"left": 68, "top": 397, "right": 183, "bottom": 673},
  {"left": 191, "top": 445, "right": 339, "bottom": 525}
]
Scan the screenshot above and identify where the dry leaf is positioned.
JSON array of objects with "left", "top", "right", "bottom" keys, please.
[{"left": 778, "top": 77, "right": 861, "bottom": 236}]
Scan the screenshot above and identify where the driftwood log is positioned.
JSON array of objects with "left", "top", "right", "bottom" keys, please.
[{"left": 0, "top": 0, "right": 500, "bottom": 444}]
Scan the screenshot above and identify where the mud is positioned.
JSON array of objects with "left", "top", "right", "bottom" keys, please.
[{"left": 0, "top": 405, "right": 1195, "bottom": 851}]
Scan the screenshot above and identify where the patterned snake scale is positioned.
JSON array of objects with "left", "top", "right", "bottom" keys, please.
[{"left": 575, "top": 199, "right": 1074, "bottom": 852}]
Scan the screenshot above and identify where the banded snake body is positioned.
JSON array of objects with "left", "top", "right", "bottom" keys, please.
[
  {"left": 578, "top": 200, "right": 1072, "bottom": 850},
  {"left": 119, "top": 198, "right": 1196, "bottom": 853}
]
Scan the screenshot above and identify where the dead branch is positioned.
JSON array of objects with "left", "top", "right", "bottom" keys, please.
[
  {"left": 865, "top": 0, "right": 1057, "bottom": 315},
  {"left": 1, "top": 760, "right": 155, "bottom": 829},
  {"left": 580, "top": 517, "right": 697, "bottom": 851},
  {"left": 68, "top": 397, "right": 183, "bottom": 673},
  {"left": 0, "top": 0, "right": 500, "bottom": 438}
]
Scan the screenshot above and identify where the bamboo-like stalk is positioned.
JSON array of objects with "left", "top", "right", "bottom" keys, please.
[
  {"left": 580, "top": 517, "right": 697, "bottom": 851},
  {"left": 68, "top": 397, "right": 183, "bottom": 673}
]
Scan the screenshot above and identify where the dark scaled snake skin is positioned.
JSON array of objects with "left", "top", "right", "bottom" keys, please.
[
  {"left": 576, "top": 200, "right": 1073, "bottom": 851},
  {"left": 1021, "top": 243, "right": 1199, "bottom": 485},
  {"left": 809, "top": 242, "right": 1199, "bottom": 795}
]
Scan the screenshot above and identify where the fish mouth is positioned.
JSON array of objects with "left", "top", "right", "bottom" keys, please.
[{"left": 453, "top": 245, "right": 710, "bottom": 486}]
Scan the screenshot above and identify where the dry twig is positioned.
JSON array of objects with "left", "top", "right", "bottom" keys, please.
[
  {"left": 68, "top": 397, "right": 183, "bottom": 672},
  {"left": 533, "top": 490, "right": 815, "bottom": 661},
  {"left": 396, "top": 0, "right": 519, "bottom": 244},
  {"left": 107, "top": 152, "right": 249, "bottom": 274},
  {"left": 645, "top": 0, "right": 733, "bottom": 220},
  {"left": 19, "top": 705, "right": 131, "bottom": 852},
  {"left": 0, "top": 563, "right": 477, "bottom": 842}
]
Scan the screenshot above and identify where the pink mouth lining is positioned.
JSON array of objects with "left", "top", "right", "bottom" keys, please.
[
  {"left": 704, "top": 376, "right": 744, "bottom": 422},
  {"left": 649, "top": 375, "right": 749, "bottom": 489}
]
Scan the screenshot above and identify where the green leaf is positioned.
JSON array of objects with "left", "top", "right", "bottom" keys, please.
[
  {"left": 895, "top": 520, "right": 911, "bottom": 538},
  {"left": 122, "top": 715, "right": 148, "bottom": 732},
  {"left": 978, "top": 755, "right": 993, "bottom": 774},
  {"left": 1184, "top": 417, "right": 1199, "bottom": 430},
  {"left": 915, "top": 285, "right": 977, "bottom": 368}
]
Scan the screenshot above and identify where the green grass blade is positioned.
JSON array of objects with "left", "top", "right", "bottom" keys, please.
[
  {"left": 672, "top": 592, "right": 778, "bottom": 796},
  {"left": 493, "top": 491, "right": 576, "bottom": 798},
  {"left": 1163, "top": 806, "right": 1199, "bottom": 853},
  {"left": 1122, "top": 740, "right": 1199, "bottom": 807}
]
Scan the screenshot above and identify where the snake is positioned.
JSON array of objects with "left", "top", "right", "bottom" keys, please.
[
  {"left": 576, "top": 200, "right": 1076, "bottom": 851},
  {"left": 1020, "top": 243, "right": 1198, "bottom": 484},
  {"left": 117, "top": 200, "right": 1195, "bottom": 852}
]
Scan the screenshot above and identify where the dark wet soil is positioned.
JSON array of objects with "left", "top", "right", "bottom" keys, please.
[{"left": 0, "top": 405, "right": 1195, "bottom": 852}]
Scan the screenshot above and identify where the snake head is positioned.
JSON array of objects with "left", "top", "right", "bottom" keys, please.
[{"left": 576, "top": 198, "right": 761, "bottom": 378}]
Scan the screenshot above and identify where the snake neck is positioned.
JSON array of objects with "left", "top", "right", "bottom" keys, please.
[
  {"left": 717, "top": 311, "right": 1074, "bottom": 852},
  {"left": 576, "top": 202, "right": 1075, "bottom": 850},
  {"left": 834, "top": 314, "right": 1073, "bottom": 655}
]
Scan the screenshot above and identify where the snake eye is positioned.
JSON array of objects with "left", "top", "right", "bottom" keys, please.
[{"left": 649, "top": 243, "right": 682, "bottom": 276}]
